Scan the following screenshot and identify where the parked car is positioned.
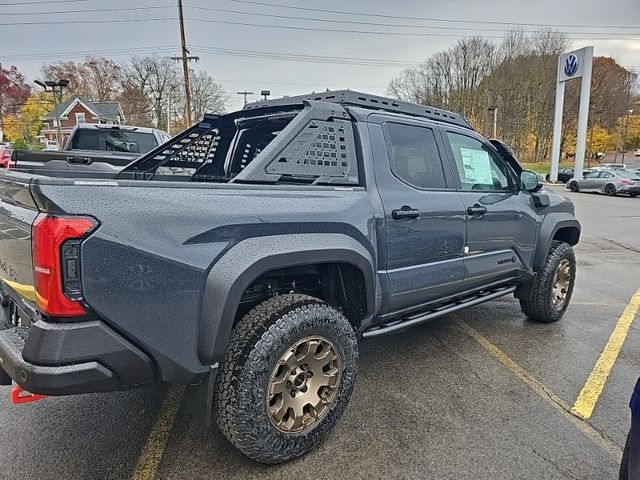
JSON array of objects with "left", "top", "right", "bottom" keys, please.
[
  {"left": 567, "top": 169, "right": 640, "bottom": 197},
  {"left": 0, "top": 90, "right": 581, "bottom": 464},
  {"left": 546, "top": 168, "right": 578, "bottom": 183},
  {"left": 620, "top": 377, "right": 640, "bottom": 480},
  {"left": 0, "top": 145, "right": 13, "bottom": 169},
  {"left": 12, "top": 123, "right": 171, "bottom": 175},
  {"left": 634, "top": 148, "right": 640, "bottom": 157}
]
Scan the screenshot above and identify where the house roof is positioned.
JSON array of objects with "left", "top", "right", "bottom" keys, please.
[{"left": 43, "top": 95, "right": 124, "bottom": 122}]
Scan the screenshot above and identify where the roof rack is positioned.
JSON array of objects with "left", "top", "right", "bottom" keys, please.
[{"left": 244, "top": 90, "right": 473, "bottom": 130}]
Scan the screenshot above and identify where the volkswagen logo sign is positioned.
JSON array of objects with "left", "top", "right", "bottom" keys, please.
[{"left": 564, "top": 54, "right": 579, "bottom": 77}]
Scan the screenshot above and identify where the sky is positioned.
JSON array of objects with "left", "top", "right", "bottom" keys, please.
[{"left": 1, "top": 0, "right": 639, "bottom": 111}]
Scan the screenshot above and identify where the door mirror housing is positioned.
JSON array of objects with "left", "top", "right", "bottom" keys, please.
[{"left": 520, "top": 170, "right": 542, "bottom": 192}]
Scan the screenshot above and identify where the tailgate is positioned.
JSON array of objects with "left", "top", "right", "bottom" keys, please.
[{"left": 0, "top": 174, "right": 38, "bottom": 306}]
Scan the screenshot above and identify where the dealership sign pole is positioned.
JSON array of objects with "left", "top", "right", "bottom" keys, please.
[{"left": 550, "top": 46, "right": 593, "bottom": 182}]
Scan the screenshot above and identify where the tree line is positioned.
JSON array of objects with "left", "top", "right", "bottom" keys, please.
[
  {"left": 1, "top": 56, "right": 229, "bottom": 148},
  {"left": 388, "top": 30, "right": 639, "bottom": 162}
]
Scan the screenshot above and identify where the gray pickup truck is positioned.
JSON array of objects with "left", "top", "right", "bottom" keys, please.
[
  {"left": 11, "top": 123, "right": 170, "bottom": 175},
  {"left": 0, "top": 91, "right": 580, "bottom": 464}
]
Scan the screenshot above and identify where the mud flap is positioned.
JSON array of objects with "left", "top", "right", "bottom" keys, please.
[
  {"left": 0, "top": 365, "right": 10, "bottom": 386},
  {"left": 184, "top": 364, "right": 218, "bottom": 427}
]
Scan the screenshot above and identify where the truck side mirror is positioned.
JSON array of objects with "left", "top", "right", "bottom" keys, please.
[{"left": 520, "top": 170, "right": 542, "bottom": 192}]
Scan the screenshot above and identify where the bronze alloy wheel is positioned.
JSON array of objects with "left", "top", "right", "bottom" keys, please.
[
  {"left": 266, "top": 336, "right": 342, "bottom": 433},
  {"left": 551, "top": 258, "right": 571, "bottom": 308}
]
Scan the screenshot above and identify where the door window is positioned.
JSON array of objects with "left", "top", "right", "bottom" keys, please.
[
  {"left": 383, "top": 123, "right": 447, "bottom": 189},
  {"left": 446, "top": 132, "right": 512, "bottom": 191},
  {"left": 599, "top": 171, "right": 614, "bottom": 178}
]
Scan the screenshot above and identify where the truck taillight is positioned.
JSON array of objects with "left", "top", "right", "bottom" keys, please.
[{"left": 32, "top": 214, "right": 97, "bottom": 317}]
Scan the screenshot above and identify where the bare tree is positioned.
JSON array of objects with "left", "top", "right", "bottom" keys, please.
[
  {"left": 187, "top": 70, "right": 228, "bottom": 119},
  {"left": 388, "top": 37, "right": 496, "bottom": 120},
  {"left": 85, "top": 56, "right": 123, "bottom": 101},
  {"left": 120, "top": 56, "right": 181, "bottom": 130}
]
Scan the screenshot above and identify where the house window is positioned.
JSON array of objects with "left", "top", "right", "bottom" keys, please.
[{"left": 75, "top": 113, "right": 86, "bottom": 124}]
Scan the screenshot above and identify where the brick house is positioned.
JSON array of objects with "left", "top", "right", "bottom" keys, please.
[{"left": 41, "top": 95, "right": 126, "bottom": 148}]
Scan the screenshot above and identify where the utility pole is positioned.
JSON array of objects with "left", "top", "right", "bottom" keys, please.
[
  {"left": 166, "top": 90, "right": 171, "bottom": 136},
  {"left": 171, "top": 0, "right": 198, "bottom": 126},
  {"left": 237, "top": 91, "right": 253, "bottom": 107}
]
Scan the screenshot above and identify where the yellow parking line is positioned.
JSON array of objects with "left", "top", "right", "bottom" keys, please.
[
  {"left": 132, "top": 385, "right": 185, "bottom": 480},
  {"left": 455, "top": 318, "right": 622, "bottom": 461},
  {"left": 572, "top": 288, "right": 640, "bottom": 420}
]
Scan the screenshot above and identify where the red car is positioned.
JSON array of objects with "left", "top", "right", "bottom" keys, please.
[{"left": 0, "top": 145, "right": 15, "bottom": 169}]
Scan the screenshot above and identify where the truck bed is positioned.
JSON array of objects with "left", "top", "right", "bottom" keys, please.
[{"left": 0, "top": 167, "right": 373, "bottom": 386}]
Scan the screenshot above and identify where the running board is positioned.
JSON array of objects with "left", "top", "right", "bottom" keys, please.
[{"left": 362, "top": 285, "right": 517, "bottom": 338}]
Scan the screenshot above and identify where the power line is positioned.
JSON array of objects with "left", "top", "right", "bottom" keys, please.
[
  {"left": 3, "top": 16, "right": 639, "bottom": 39},
  {"left": 4, "top": 2, "right": 639, "bottom": 37},
  {"left": 3, "top": 44, "right": 640, "bottom": 72},
  {"left": 185, "top": 5, "right": 640, "bottom": 35},
  {"left": 4, "top": 0, "right": 640, "bottom": 31},
  {"left": 3, "top": 5, "right": 173, "bottom": 15},
  {"left": 0, "top": 0, "right": 89, "bottom": 4},
  {"left": 0, "top": 45, "right": 178, "bottom": 62},
  {"left": 222, "top": 0, "right": 640, "bottom": 30},
  {"left": 193, "top": 46, "right": 416, "bottom": 67},
  {"left": 186, "top": 17, "right": 640, "bottom": 39},
  {"left": 0, "top": 17, "right": 175, "bottom": 26},
  {"left": 1, "top": 44, "right": 418, "bottom": 68}
]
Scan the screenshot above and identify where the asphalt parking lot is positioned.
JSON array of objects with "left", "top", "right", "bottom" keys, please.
[{"left": 1, "top": 184, "right": 639, "bottom": 480}]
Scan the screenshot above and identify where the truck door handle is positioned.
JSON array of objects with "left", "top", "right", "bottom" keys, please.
[
  {"left": 466, "top": 204, "right": 487, "bottom": 216},
  {"left": 392, "top": 207, "right": 420, "bottom": 220},
  {"left": 66, "top": 156, "right": 92, "bottom": 165}
]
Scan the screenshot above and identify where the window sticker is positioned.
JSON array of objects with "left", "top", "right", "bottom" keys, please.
[{"left": 460, "top": 148, "right": 493, "bottom": 185}]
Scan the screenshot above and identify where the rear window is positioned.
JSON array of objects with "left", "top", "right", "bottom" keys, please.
[
  {"left": 383, "top": 122, "right": 447, "bottom": 189},
  {"left": 618, "top": 171, "right": 640, "bottom": 180},
  {"left": 71, "top": 129, "right": 158, "bottom": 154}
]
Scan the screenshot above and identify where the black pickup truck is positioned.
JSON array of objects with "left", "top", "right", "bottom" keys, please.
[{"left": 0, "top": 91, "right": 580, "bottom": 464}]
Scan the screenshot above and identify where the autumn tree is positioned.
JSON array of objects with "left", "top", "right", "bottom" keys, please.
[
  {"left": 479, "top": 30, "right": 568, "bottom": 160},
  {"left": 3, "top": 92, "right": 52, "bottom": 146},
  {"left": 40, "top": 56, "right": 123, "bottom": 102},
  {"left": 0, "top": 64, "right": 31, "bottom": 134}
]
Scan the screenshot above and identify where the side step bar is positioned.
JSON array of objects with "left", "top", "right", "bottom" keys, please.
[{"left": 362, "top": 285, "right": 517, "bottom": 338}]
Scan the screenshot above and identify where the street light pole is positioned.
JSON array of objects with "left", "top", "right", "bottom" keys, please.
[
  {"left": 487, "top": 105, "right": 498, "bottom": 139},
  {"left": 35, "top": 79, "right": 69, "bottom": 149},
  {"left": 622, "top": 109, "right": 633, "bottom": 163}
]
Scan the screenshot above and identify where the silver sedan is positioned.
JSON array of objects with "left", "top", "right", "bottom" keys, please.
[{"left": 567, "top": 169, "right": 640, "bottom": 197}]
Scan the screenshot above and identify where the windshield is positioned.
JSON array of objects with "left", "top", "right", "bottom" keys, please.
[{"left": 70, "top": 129, "right": 159, "bottom": 154}]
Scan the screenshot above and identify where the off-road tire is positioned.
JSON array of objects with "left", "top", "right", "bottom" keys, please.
[
  {"left": 605, "top": 184, "right": 617, "bottom": 196},
  {"left": 569, "top": 182, "right": 579, "bottom": 192},
  {"left": 619, "top": 433, "right": 630, "bottom": 480},
  {"left": 520, "top": 241, "right": 576, "bottom": 323},
  {"left": 213, "top": 294, "right": 358, "bottom": 464}
]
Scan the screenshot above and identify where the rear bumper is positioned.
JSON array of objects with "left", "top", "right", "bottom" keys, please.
[
  {"left": 619, "top": 185, "right": 640, "bottom": 194},
  {"left": 0, "top": 314, "right": 156, "bottom": 396}
]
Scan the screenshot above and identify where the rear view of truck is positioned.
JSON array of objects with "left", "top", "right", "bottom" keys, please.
[{"left": 0, "top": 171, "right": 155, "bottom": 398}]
